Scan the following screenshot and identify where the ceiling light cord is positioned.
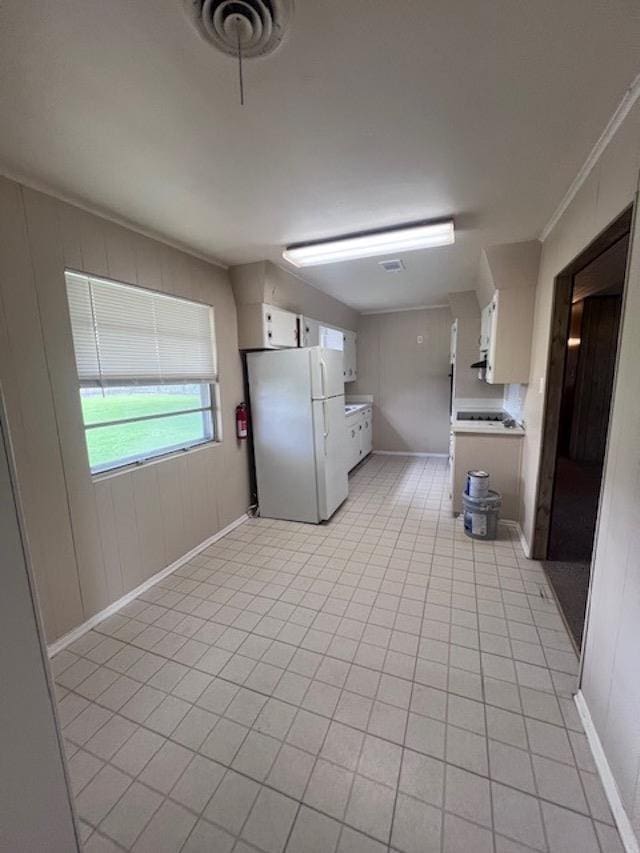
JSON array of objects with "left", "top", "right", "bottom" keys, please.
[{"left": 235, "top": 21, "right": 245, "bottom": 106}]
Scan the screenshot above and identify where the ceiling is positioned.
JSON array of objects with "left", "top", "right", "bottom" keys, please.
[{"left": 1, "top": 1, "right": 638, "bottom": 312}]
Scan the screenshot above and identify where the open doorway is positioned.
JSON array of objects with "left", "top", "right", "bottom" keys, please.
[{"left": 533, "top": 208, "right": 632, "bottom": 649}]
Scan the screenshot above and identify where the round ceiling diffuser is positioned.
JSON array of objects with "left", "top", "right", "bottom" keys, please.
[{"left": 183, "top": 0, "right": 294, "bottom": 59}]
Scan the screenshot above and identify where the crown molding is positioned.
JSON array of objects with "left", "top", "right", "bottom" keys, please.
[{"left": 540, "top": 72, "right": 640, "bottom": 242}]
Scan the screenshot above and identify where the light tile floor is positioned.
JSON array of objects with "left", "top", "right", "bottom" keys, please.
[{"left": 52, "top": 455, "right": 624, "bottom": 853}]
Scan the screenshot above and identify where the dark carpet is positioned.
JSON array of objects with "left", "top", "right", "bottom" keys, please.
[
  {"left": 543, "top": 560, "right": 590, "bottom": 648},
  {"left": 548, "top": 456, "right": 602, "bottom": 562},
  {"left": 544, "top": 456, "right": 602, "bottom": 648}
]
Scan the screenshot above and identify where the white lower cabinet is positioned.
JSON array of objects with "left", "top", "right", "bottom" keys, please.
[
  {"left": 450, "top": 429, "right": 524, "bottom": 520},
  {"left": 346, "top": 406, "right": 372, "bottom": 471},
  {"left": 361, "top": 408, "right": 372, "bottom": 455}
]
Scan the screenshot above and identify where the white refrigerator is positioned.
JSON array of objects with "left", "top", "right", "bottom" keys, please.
[{"left": 246, "top": 346, "right": 348, "bottom": 523}]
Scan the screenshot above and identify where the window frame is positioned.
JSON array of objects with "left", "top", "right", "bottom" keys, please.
[{"left": 64, "top": 269, "right": 222, "bottom": 477}]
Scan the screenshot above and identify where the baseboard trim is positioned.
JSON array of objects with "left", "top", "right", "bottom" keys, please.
[
  {"left": 501, "top": 520, "right": 531, "bottom": 558},
  {"left": 574, "top": 690, "right": 640, "bottom": 853},
  {"left": 47, "top": 513, "right": 248, "bottom": 658},
  {"left": 372, "top": 450, "right": 449, "bottom": 458}
]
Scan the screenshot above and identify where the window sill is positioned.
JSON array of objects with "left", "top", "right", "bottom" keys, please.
[{"left": 90, "top": 439, "right": 223, "bottom": 483}]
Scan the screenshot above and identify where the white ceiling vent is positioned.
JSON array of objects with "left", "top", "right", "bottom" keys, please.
[
  {"left": 183, "top": 0, "right": 294, "bottom": 59},
  {"left": 378, "top": 259, "right": 406, "bottom": 272}
]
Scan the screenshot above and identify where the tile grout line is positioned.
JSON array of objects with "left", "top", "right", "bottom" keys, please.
[{"left": 56, "top": 457, "right": 618, "bottom": 853}]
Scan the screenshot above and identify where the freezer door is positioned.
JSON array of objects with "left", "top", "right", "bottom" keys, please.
[
  {"left": 312, "top": 394, "right": 349, "bottom": 520},
  {"left": 309, "top": 347, "right": 345, "bottom": 399},
  {"left": 247, "top": 349, "right": 320, "bottom": 523}
]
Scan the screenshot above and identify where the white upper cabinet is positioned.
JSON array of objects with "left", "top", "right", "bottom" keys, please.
[
  {"left": 480, "top": 303, "right": 492, "bottom": 352},
  {"left": 301, "top": 316, "right": 320, "bottom": 347},
  {"left": 320, "top": 325, "right": 344, "bottom": 350},
  {"left": 450, "top": 320, "right": 458, "bottom": 364},
  {"left": 484, "top": 288, "right": 535, "bottom": 384},
  {"left": 343, "top": 330, "right": 357, "bottom": 382},
  {"left": 301, "top": 317, "right": 357, "bottom": 382},
  {"left": 237, "top": 303, "right": 299, "bottom": 350}
]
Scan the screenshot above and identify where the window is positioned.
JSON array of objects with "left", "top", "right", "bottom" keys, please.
[
  {"left": 65, "top": 271, "right": 218, "bottom": 474},
  {"left": 319, "top": 325, "right": 344, "bottom": 350}
]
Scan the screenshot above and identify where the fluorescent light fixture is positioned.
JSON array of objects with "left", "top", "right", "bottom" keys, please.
[{"left": 282, "top": 220, "right": 454, "bottom": 267}]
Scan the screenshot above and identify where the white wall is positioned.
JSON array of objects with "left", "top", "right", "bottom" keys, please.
[
  {"left": 353, "top": 308, "right": 452, "bottom": 454},
  {"left": 519, "top": 97, "right": 640, "bottom": 839},
  {"left": 0, "top": 407, "right": 79, "bottom": 851},
  {"left": 0, "top": 176, "right": 250, "bottom": 643}
]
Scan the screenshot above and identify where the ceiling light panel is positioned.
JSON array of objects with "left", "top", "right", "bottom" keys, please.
[{"left": 283, "top": 220, "right": 454, "bottom": 267}]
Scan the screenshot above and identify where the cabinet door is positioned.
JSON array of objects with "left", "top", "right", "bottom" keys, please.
[
  {"left": 302, "top": 317, "right": 320, "bottom": 347},
  {"left": 355, "top": 416, "right": 365, "bottom": 464},
  {"left": 267, "top": 306, "right": 299, "bottom": 348},
  {"left": 346, "top": 417, "right": 361, "bottom": 470},
  {"left": 361, "top": 408, "right": 372, "bottom": 456},
  {"left": 343, "top": 330, "right": 357, "bottom": 382},
  {"left": 486, "top": 288, "right": 535, "bottom": 384},
  {"left": 450, "top": 320, "right": 458, "bottom": 364},
  {"left": 319, "top": 325, "right": 344, "bottom": 351},
  {"left": 480, "top": 303, "right": 492, "bottom": 352}
]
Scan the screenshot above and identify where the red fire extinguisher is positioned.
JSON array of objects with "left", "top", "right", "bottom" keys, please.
[{"left": 235, "top": 403, "right": 248, "bottom": 440}]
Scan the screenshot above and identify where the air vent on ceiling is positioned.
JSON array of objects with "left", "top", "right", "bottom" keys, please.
[
  {"left": 183, "top": 0, "right": 294, "bottom": 58},
  {"left": 378, "top": 259, "right": 405, "bottom": 272}
]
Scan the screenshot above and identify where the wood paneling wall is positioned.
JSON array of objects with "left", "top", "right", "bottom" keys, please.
[{"left": 0, "top": 176, "right": 249, "bottom": 642}]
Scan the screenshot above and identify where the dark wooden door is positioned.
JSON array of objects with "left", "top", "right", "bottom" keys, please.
[{"left": 569, "top": 295, "right": 621, "bottom": 463}]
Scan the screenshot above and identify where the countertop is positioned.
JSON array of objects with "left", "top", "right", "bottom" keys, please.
[
  {"left": 451, "top": 422, "right": 525, "bottom": 436},
  {"left": 345, "top": 403, "right": 370, "bottom": 416}
]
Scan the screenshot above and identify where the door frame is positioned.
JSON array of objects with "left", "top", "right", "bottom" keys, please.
[{"left": 531, "top": 205, "right": 633, "bottom": 559}]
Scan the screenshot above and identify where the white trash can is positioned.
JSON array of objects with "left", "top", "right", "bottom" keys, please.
[{"left": 463, "top": 490, "right": 502, "bottom": 540}]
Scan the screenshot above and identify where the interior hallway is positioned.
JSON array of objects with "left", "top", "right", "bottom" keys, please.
[{"left": 52, "top": 455, "right": 622, "bottom": 853}]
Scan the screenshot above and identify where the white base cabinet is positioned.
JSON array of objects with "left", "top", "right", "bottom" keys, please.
[
  {"left": 346, "top": 406, "right": 372, "bottom": 470},
  {"left": 450, "top": 430, "right": 524, "bottom": 520}
]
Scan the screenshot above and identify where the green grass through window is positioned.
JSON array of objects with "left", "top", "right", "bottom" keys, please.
[{"left": 81, "top": 391, "right": 213, "bottom": 471}]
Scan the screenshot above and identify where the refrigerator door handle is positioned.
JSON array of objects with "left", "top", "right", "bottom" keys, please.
[
  {"left": 320, "top": 359, "right": 327, "bottom": 399},
  {"left": 322, "top": 400, "right": 329, "bottom": 455}
]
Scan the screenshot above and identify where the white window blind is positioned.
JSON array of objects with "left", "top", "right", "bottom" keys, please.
[{"left": 65, "top": 272, "right": 217, "bottom": 386}]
